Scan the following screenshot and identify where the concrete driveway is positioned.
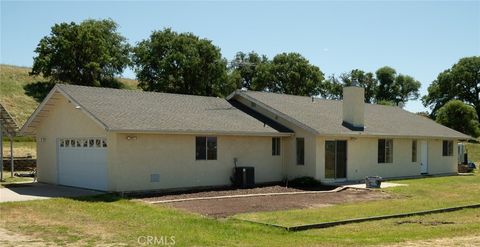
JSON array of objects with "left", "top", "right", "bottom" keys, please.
[{"left": 0, "top": 183, "right": 103, "bottom": 203}]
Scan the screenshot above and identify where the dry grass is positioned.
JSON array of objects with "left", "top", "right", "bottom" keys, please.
[
  {"left": 2, "top": 142, "right": 36, "bottom": 158},
  {"left": 0, "top": 64, "right": 44, "bottom": 126},
  {"left": 0, "top": 64, "right": 139, "bottom": 127}
]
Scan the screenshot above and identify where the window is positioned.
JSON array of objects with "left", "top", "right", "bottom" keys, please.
[
  {"left": 196, "top": 137, "right": 217, "bottom": 160},
  {"left": 412, "top": 140, "right": 417, "bottom": 162},
  {"left": 378, "top": 139, "right": 393, "bottom": 163},
  {"left": 296, "top": 138, "right": 305, "bottom": 165},
  {"left": 59, "top": 138, "right": 107, "bottom": 149},
  {"left": 442, "top": 140, "right": 453, "bottom": 156},
  {"left": 272, "top": 137, "right": 281, "bottom": 156}
]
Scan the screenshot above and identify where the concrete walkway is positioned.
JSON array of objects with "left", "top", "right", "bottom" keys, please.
[
  {"left": 344, "top": 182, "right": 408, "bottom": 189},
  {"left": 0, "top": 183, "right": 102, "bottom": 203}
]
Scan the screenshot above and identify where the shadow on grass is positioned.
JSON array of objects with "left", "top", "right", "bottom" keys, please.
[
  {"left": 69, "top": 193, "right": 123, "bottom": 203},
  {"left": 23, "top": 81, "right": 56, "bottom": 102},
  {"left": 24, "top": 79, "right": 130, "bottom": 103}
]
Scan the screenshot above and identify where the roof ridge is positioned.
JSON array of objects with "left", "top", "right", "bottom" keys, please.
[
  {"left": 56, "top": 84, "right": 226, "bottom": 100},
  {"left": 243, "top": 90, "right": 404, "bottom": 108}
]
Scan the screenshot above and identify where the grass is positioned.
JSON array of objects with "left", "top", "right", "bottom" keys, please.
[
  {"left": 2, "top": 141, "right": 36, "bottom": 158},
  {"left": 0, "top": 64, "right": 139, "bottom": 127},
  {"left": 466, "top": 142, "right": 480, "bottom": 163},
  {"left": 0, "top": 175, "right": 479, "bottom": 246},
  {"left": 235, "top": 174, "right": 480, "bottom": 227},
  {"left": 0, "top": 195, "right": 479, "bottom": 246},
  {"left": 0, "top": 64, "right": 45, "bottom": 126}
]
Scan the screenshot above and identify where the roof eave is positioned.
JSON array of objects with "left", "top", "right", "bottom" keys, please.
[
  {"left": 107, "top": 128, "right": 293, "bottom": 137},
  {"left": 20, "top": 84, "right": 110, "bottom": 136},
  {"left": 315, "top": 131, "right": 473, "bottom": 140}
]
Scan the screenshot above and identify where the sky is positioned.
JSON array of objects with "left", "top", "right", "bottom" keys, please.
[{"left": 1, "top": 1, "right": 479, "bottom": 113}]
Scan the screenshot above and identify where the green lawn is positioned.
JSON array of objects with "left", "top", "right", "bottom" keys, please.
[
  {"left": 0, "top": 175, "right": 479, "bottom": 246},
  {"left": 466, "top": 142, "right": 480, "bottom": 163},
  {"left": 235, "top": 174, "right": 480, "bottom": 227}
]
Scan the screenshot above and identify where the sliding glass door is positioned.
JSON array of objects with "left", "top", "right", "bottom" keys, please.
[{"left": 325, "top": 140, "right": 347, "bottom": 179}]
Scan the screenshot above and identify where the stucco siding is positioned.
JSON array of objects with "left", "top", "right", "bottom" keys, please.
[
  {"left": 346, "top": 138, "right": 420, "bottom": 180},
  {"left": 35, "top": 94, "right": 107, "bottom": 184},
  {"left": 427, "top": 139, "right": 458, "bottom": 174},
  {"left": 233, "top": 96, "right": 316, "bottom": 180},
  {"left": 109, "top": 133, "right": 283, "bottom": 191},
  {"left": 315, "top": 137, "right": 458, "bottom": 181}
]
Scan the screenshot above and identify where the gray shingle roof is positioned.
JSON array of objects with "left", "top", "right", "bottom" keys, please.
[
  {"left": 56, "top": 85, "right": 286, "bottom": 135},
  {"left": 235, "top": 91, "right": 471, "bottom": 139}
]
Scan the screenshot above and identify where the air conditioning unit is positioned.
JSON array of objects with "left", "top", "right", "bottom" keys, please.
[{"left": 233, "top": 166, "right": 255, "bottom": 188}]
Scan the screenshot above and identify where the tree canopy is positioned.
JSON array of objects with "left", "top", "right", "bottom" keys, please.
[
  {"left": 252, "top": 53, "right": 325, "bottom": 96},
  {"left": 325, "top": 69, "right": 377, "bottom": 103},
  {"left": 375, "top": 66, "right": 421, "bottom": 105},
  {"left": 229, "top": 51, "right": 268, "bottom": 90},
  {"left": 132, "top": 28, "right": 235, "bottom": 97},
  {"left": 323, "top": 67, "right": 420, "bottom": 105},
  {"left": 423, "top": 56, "right": 480, "bottom": 119},
  {"left": 436, "top": 100, "right": 480, "bottom": 138},
  {"left": 30, "top": 19, "right": 130, "bottom": 87}
]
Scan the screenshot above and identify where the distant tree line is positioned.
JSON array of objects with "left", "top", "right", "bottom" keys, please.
[{"left": 29, "top": 19, "right": 479, "bottom": 137}]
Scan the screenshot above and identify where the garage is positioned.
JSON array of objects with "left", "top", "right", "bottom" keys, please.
[{"left": 58, "top": 137, "right": 108, "bottom": 191}]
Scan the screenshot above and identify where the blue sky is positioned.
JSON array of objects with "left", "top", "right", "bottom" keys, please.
[{"left": 1, "top": 1, "right": 479, "bottom": 113}]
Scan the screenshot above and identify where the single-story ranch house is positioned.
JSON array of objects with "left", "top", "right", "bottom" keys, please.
[{"left": 21, "top": 84, "right": 471, "bottom": 191}]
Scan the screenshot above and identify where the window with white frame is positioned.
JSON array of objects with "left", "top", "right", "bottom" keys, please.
[
  {"left": 272, "top": 137, "right": 281, "bottom": 156},
  {"left": 412, "top": 140, "right": 417, "bottom": 162},
  {"left": 378, "top": 139, "right": 393, "bottom": 163},
  {"left": 196, "top": 137, "right": 217, "bottom": 160},
  {"left": 59, "top": 138, "right": 107, "bottom": 148},
  {"left": 442, "top": 140, "right": 453, "bottom": 156}
]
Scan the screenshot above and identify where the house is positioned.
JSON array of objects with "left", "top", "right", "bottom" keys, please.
[{"left": 21, "top": 84, "right": 470, "bottom": 191}]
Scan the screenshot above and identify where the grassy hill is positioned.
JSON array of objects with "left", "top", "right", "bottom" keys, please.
[{"left": 0, "top": 64, "right": 138, "bottom": 127}]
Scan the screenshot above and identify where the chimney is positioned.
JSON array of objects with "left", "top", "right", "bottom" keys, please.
[{"left": 342, "top": 86, "right": 365, "bottom": 131}]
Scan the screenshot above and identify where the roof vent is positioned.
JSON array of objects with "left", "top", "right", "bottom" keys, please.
[{"left": 342, "top": 86, "right": 365, "bottom": 131}]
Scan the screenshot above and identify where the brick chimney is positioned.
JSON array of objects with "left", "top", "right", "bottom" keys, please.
[{"left": 342, "top": 86, "right": 365, "bottom": 131}]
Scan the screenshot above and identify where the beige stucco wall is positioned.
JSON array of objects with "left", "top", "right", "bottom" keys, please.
[
  {"left": 233, "top": 96, "right": 316, "bottom": 180},
  {"left": 315, "top": 137, "right": 458, "bottom": 181},
  {"left": 108, "top": 133, "right": 283, "bottom": 191},
  {"left": 35, "top": 93, "right": 107, "bottom": 184},
  {"left": 427, "top": 139, "right": 458, "bottom": 174},
  {"left": 33, "top": 92, "right": 459, "bottom": 191}
]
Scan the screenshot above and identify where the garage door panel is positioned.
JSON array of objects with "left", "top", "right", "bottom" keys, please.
[{"left": 58, "top": 138, "right": 107, "bottom": 191}]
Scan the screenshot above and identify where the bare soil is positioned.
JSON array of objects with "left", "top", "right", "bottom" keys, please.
[
  {"left": 139, "top": 185, "right": 335, "bottom": 202},
  {"left": 151, "top": 188, "right": 390, "bottom": 218},
  {"left": 386, "top": 235, "right": 480, "bottom": 247}
]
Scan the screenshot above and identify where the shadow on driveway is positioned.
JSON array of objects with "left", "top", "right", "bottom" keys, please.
[{"left": 0, "top": 182, "right": 103, "bottom": 202}]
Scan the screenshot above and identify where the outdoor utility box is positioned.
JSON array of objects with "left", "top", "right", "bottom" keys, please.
[
  {"left": 234, "top": 167, "right": 255, "bottom": 188},
  {"left": 365, "top": 176, "right": 382, "bottom": 188}
]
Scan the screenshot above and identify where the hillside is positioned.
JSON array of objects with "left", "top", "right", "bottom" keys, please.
[{"left": 0, "top": 64, "right": 139, "bottom": 127}]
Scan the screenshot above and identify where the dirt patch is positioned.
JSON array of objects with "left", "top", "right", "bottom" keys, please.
[
  {"left": 157, "top": 188, "right": 389, "bottom": 218},
  {"left": 139, "top": 185, "right": 335, "bottom": 202},
  {"left": 0, "top": 227, "right": 55, "bottom": 247},
  {"left": 386, "top": 235, "right": 480, "bottom": 247}
]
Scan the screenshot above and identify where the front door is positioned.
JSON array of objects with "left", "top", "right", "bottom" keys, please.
[
  {"left": 325, "top": 140, "right": 347, "bottom": 179},
  {"left": 420, "top": 140, "right": 428, "bottom": 174}
]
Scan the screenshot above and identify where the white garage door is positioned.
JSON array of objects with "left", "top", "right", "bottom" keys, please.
[{"left": 58, "top": 138, "right": 107, "bottom": 191}]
